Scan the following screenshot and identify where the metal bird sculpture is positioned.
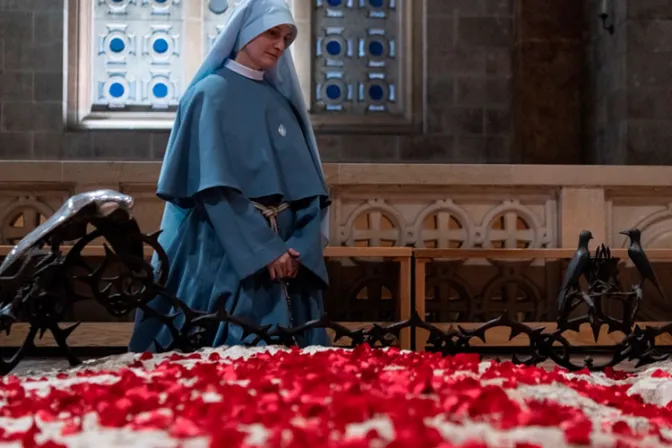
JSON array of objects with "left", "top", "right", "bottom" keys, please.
[
  {"left": 620, "top": 228, "right": 668, "bottom": 303},
  {"left": 557, "top": 230, "right": 593, "bottom": 321}
]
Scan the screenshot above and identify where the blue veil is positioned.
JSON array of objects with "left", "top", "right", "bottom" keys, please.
[{"left": 156, "top": 0, "right": 329, "bottom": 247}]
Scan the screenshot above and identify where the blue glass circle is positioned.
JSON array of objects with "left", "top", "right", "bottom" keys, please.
[
  {"left": 369, "top": 84, "right": 384, "bottom": 101},
  {"left": 153, "top": 83, "right": 168, "bottom": 98},
  {"left": 153, "top": 38, "right": 169, "bottom": 54},
  {"left": 109, "top": 37, "right": 125, "bottom": 53},
  {"left": 155, "top": 0, "right": 167, "bottom": 3},
  {"left": 326, "top": 40, "right": 341, "bottom": 56},
  {"left": 109, "top": 82, "right": 125, "bottom": 98},
  {"left": 326, "top": 0, "right": 342, "bottom": 6},
  {"left": 326, "top": 84, "right": 341, "bottom": 100},
  {"left": 369, "top": 41, "right": 384, "bottom": 57},
  {"left": 369, "top": 0, "right": 384, "bottom": 7},
  {"left": 208, "top": 0, "right": 228, "bottom": 14}
]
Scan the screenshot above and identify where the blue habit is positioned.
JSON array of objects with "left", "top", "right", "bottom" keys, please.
[{"left": 128, "top": 65, "right": 331, "bottom": 352}]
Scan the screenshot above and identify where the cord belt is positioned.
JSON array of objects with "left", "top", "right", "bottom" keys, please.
[
  {"left": 252, "top": 202, "right": 289, "bottom": 233},
  {"left": 251, "top": 201, "right": 297, "bottom": 343}
]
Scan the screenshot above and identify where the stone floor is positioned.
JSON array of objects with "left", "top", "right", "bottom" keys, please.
[
  {"left": 6, "top": 354, "right": 644, "bottom": 377},
  {"left": 9, "top": 358, "right": 76, "bottom": 376}
]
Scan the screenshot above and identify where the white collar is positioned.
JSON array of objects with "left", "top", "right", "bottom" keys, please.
[{"left": 225, "top": 59, "right": 265, "bottom": 81}]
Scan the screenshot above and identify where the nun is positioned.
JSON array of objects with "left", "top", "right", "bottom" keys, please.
[{"left": 128, "top": 0, "right": 331, "bottom": 352}]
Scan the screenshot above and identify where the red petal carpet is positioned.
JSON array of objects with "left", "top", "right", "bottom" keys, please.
[{"left": 1, "top": 346, "right": 671, "bottom": 447}]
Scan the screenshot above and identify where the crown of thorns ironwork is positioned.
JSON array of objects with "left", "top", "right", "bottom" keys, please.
[{"left": 0, "top": 192, "right": 670, "bottom": 375}]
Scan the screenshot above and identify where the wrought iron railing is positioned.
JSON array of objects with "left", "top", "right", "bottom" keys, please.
[{"left": 0, "top": 191, "right": 671, "bottom": 374}]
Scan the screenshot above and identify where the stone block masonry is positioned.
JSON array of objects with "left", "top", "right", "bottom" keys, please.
[
  {"left": 0, "top": 0, "right": 519, "bottom": 164},
  {"left": 1, "top": 0, "right": 669, "bottom": 165}
]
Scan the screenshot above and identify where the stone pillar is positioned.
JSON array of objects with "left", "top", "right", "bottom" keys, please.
[
  {"left": 559, "top": 187, "right": 606, "bottom": 247},
  {"left": 583, "top": 0, "right": 628, "bottom": 165},
  {"left": 585, "top": 0, "right": 672, "bottom": 166},
  {"left": 625, "top": 1, "right": 672, "bottom": 165},
  {"left": 512, "top": 0, "right": 583, "bottom": 164}
]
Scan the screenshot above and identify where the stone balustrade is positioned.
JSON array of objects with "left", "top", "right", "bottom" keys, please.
[
  {"left": 2, "top": 161, "right": 672, "bottom": 250},
  {"left": 3, "top": 161, "right": 672, "bottom": 351}
]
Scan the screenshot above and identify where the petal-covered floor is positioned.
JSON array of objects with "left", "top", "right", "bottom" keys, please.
[{"left": 1, "top": 346, "right": 672, "bottom": 447}]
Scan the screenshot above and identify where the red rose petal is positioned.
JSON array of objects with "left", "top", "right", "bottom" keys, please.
[
  {"left": 170, "top": 416, "right": 204, "bottom": 439},
  {"left": 561, "top": 415, "right": 592, "bottom": 445},
  {"left": 209, "top": 426, "right": 245, "bottom": 448},
  {"left": 132, "top": 409, "right": 173, "bottom": 431},
  {"left": 38, "top": 441, "right": 67, "bottom": 448},
  {"left": 651, "top": 369, "right": 672, "bottom": 378},
  {"left": 61, "top": 419, "right": 82, "bottom": 436}
]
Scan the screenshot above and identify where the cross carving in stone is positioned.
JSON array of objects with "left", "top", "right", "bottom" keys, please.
[
  {"left": 487, "top": 212, "right": 534, "bottom": 248},
  {"left": 2, "top": 207, "right": 46, "bottom": 245},
  {"left": 352, "top": 211, "right": 400, "bottom": 246},
  {"left": 422, "top": 212, "right": 467, "bottom": 248}
]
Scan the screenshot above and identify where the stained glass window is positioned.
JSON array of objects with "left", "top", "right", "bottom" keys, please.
[
  {"left": 70, "top": 0, "right": 419, "bottom": 130},
  {"left": 313, "top": 0, "right": 401, "bottom": 115},
  {"left": 91, "top": 0, "right": 232, "bottom": 112}
]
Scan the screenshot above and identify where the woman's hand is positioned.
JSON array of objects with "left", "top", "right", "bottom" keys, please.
[
  {"left": 288, "top": 248, "right": 300, "bottom": 278},
  {"left": 268, "top": 248, "right": 300, "bottom": 280}
]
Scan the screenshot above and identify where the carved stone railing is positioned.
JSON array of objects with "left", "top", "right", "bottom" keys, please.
[
  {"left": 3, "top": 161, "right": 672, "bottom": 353},
  {"left": 3, "top": 162, "right": 672, "bottom": 250}
]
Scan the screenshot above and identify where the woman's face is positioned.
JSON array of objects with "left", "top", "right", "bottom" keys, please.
[{"left": 240, "top": 24, "right": 295, "bottom": 70}]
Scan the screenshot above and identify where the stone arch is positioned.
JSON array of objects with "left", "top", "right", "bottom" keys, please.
[
  {"left": 0, "top": 198, "right": 55, "bottom": 245},
  {"left": 344, "top": 275, "right": 397, "bottom": 322},
  {"left": 412, "top": 200, "right": 475, "bottom": 248},
  {"left": 479, "top": 273, "right": 543, "bottom": 321},
  {"left": 425, "top": 270, "right": 475, "bottom": 322},
  {"left": 621, "top": 209, "right": 672, "bottom": 248},
  {"left": 480, "top": 201, "right": 545, "bottom": 248},
  {"left": 342, "top": 199, "right": 405, "bottom": 247}
]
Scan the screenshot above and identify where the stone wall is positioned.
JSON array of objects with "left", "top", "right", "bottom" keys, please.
[
  {"left": 585, "top": 0, "right": 672, "bottom": 165},
  {"left": 513, "top": 0, "right": 583, "bottom": 164},
  {"left": 2, "top": 1, "right": 672, "bottom": 165},
  {"left": 0, "top": 1, "right": 67, "bottom": 159},
  {"left": 416, "top": 1, "right": 513, "bottom": 163},
  {"left": 0, "top": 0, "right": 516, "bottom": 163},
  {"left": 625, "top": 1, "right": 672, "bottom": 165},
  {"left": 584, "top": 0, "right": 627, "bottom": 164}
]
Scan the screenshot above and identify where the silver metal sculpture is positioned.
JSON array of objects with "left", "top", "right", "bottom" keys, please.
[
  {"left": 0, "top": 189, "right": 135, "bottom": 276},
  {"left": 0, "top": 189, "right": 159, "bottom": 374}
]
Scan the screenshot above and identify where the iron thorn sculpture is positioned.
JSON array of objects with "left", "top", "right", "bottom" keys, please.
[{"left": 0, "top": 191, "right": 669, "bottom": 375}]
